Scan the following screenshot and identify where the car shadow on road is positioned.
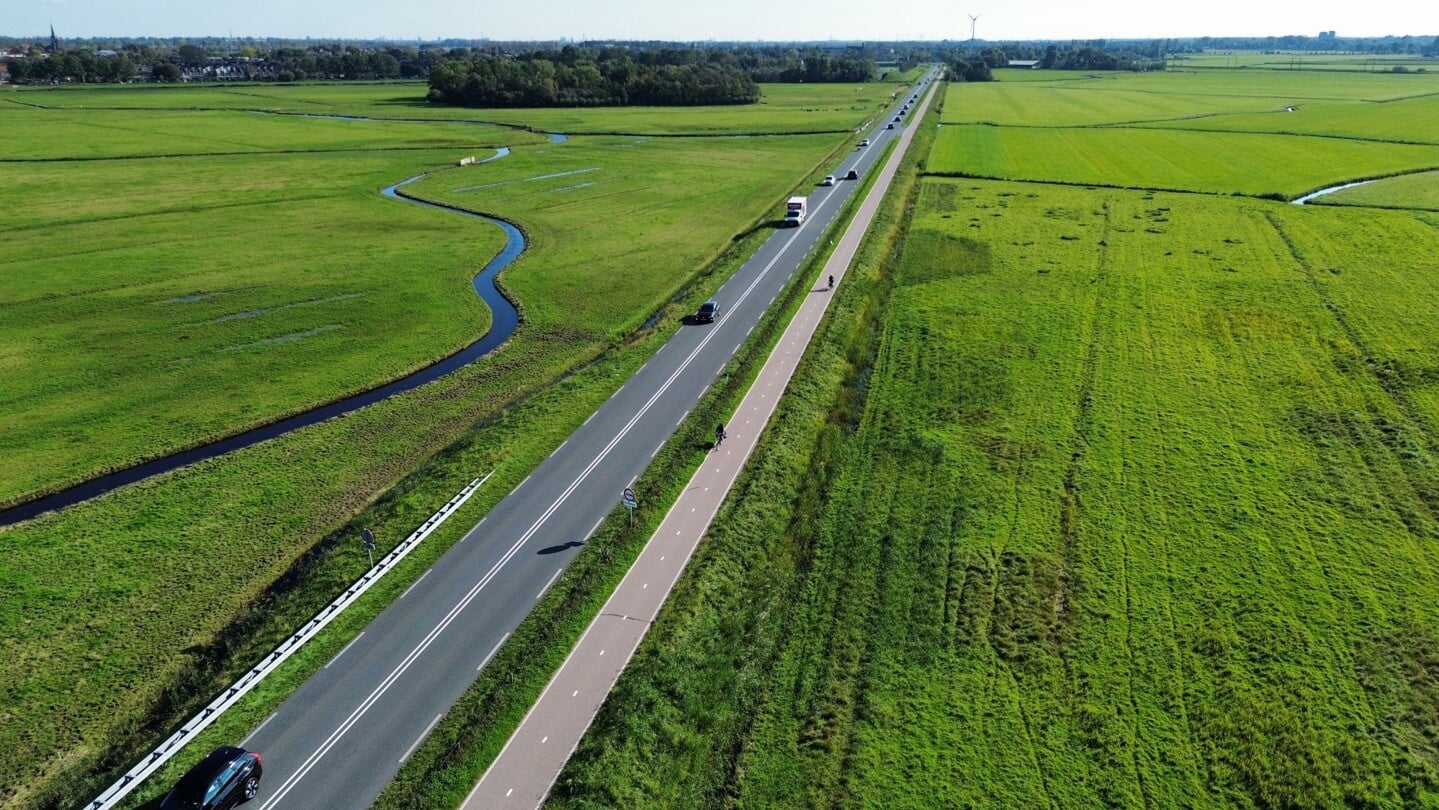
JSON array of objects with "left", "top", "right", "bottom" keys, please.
[{"left": 537, "top": 541, "right": 585, "bottom": 555}]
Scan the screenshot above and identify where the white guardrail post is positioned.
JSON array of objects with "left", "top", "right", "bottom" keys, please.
[{"left": 87, "top": 472, "right": 492, "bottom": 810}]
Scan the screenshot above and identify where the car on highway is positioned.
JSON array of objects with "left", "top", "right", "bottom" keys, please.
[
  {"left": 845, "top": 169, "right": 860, "bottom": 180},
  {"left": 161, "top": 746, "right": 263, "bottom": 810},
  {"left": 696, "top": 300, "right": 719, "bottom": 323},
  {"left": 821, "top": 175, "right": 835, "bottom": 186},
  {"left": 859, "top": 138, "right": 871, "bottom": 147},
  {"left": 893, "top": 116, "right": 901, "bottom": 122},
  {"left": 887, "top": 123, "right": 895, "bottom": 129}
]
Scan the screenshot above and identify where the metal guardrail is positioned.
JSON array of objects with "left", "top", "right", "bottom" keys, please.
[{"left": 86, "top": 472, "right": 492, "bottom": 810}]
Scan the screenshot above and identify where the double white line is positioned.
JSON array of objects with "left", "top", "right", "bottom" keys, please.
[{"left": 261, "top": 185, "right": 837, "bottom": 808}]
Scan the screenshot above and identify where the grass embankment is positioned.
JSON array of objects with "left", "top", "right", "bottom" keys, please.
[
  {"left": 546, "top": 81, "right": 1439, "bottom": 807},
  {"left": 1, "top": 88, "right": 879, "bottom": 808}
]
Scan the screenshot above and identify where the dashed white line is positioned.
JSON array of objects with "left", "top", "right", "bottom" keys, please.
[
  {"left": 325, "top": 632, "right": 366, "bottom": 669},
  {"left": 537, "top": 569, "right": 562, "bottom": 599},
  {"left": 400, "top": 568, "right": 431, "bottom": 599},
  {"left": 478, "top": 632, "right": 511, "bottom": 671},
  {"left": 240, "top": 713, "right": 277, "bottom": 747},
  {"left": 399, "top": 714, "right": 443, "bottom": 763}
]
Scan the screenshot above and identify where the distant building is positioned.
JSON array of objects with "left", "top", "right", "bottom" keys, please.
[
  {"left": 1319, "top": 30, "right": 1337, "bottom": 40},
  {"left": 1006, "top": 59, "right": 1040, "bottom": 68}
]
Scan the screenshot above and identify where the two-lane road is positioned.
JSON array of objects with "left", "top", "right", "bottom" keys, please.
[{"left": 244, "top": 80, "right": 929, "bottom": 809}]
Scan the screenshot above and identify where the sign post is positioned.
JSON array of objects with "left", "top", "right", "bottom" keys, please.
[
  {"left": 361, "top": 527, "right": 376, "bottom": 568},
  {"left": 622, "top": 487, "right": 638, "bottom": 526}
]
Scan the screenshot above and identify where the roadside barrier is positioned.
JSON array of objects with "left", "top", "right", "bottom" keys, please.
[{"left": 86, "top": 472, "right": 492, "bottom": 810}]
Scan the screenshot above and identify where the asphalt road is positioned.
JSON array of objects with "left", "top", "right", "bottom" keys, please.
[
  {"left": 463, "top": 71, "right": 941, "bottom": 810},
  {"left": 242, "top": 77, "right": 932, "bottom": 810}
]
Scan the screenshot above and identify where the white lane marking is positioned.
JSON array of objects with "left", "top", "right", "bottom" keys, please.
[
  {"left": 553, "top": 439, "right": 569, "bottom": 455},
  {"left": 404, "top": 115, "right": 856, "bottom": 810},
  {"left": 240, "top": 713, "right": 277, "bottom": 747},
  {"left": 399, "top": 714, "right": 443, "bottom": 763},
  {"left": 537, "top": 569, "right": 562, "bottom": 599},
  {"left": 572, "top": 690, "right": 579, "bottom": 697},
  {"left": 400, "top": 569, "right": 431, "bottom": 599},
  {"left": 583, "top": 412, "right": 596, "bottom": 426},
  {"left": 478, "top": 632, "right": 511, "bottom": 671},
  {"left": 588, "top": 517, "right": 604, "bottom": 537},
  {"left": 519, "top": 474, "right": 532, "bottom": 488},
  {"left": 541, "top": 736, "right": 548, "bottom": 744},
  {"left": 325, "top": 632, "right": 366, "bottom": 669}
]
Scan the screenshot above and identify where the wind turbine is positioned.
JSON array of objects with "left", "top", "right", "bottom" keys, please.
[{"left": 968, "top": 14, "right": 980, "bottom": 42}]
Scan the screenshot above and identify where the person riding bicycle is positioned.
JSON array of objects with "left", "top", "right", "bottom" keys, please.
[
  {"left": 716, "top": 422, "right": 727, "bottom": 446},
  {"left": 828, "top": 274, "right": 835, "bottom": 290}
]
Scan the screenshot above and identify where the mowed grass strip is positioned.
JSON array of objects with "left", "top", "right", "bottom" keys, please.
[
  {"left": 929, "top": 123, "right": 1439, "bottom": 197},
  {"left": 548, "top": 177, "right": 1439, "bottom": 807},
  {"left": 0, "top": 106, "right": 856, "bottom": 807}
]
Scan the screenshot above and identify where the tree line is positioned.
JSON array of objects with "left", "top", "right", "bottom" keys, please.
[{"left": 426, "top": 46, "right": 877, "bottom": 108}]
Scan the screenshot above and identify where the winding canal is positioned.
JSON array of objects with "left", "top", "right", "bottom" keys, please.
[{"left": 0, "top": 165, "right": 530, "bottom": 527}]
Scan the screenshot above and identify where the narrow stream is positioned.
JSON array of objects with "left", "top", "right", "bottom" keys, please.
[
  {"left": 0, "top": 166, "right": 530, "bottom": 527},
  {"left": 1293, "top": 179, "right": 1376, "bottom": 205}
]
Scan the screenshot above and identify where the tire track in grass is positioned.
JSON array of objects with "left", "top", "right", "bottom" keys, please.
[
  {"left": 1136, "top": 269, "right": 1206, "bottom": 795},
  {"left": 1061, "top": 199, "right": 1152, "bottom": 806},
  {"left": 1264, "top": 210, "right": 1439, "bottom": 529}
]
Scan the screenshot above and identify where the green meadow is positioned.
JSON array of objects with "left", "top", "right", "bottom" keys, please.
[
  {"left": 0, "top": 79, "right": 891, "bottom": 808},
  {"left": 551, "top": 69, "right": 1439, "bottom": 807},
  {"left": 1309, "top": 169, "right": 1439, "bottom": 209},
  {"left": 931, "top": 67, "right": 1439, "bottom": 198},
  {"left": 6, "top": 79, "right": 902, "bottom": 134}
]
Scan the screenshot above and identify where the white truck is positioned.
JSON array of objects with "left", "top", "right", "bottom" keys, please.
[{"left": 784, "top": 196, "right": 807, "bottom": 227}]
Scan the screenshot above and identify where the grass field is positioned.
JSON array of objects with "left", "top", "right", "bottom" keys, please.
[
  {"left": 931, "top": 68, "right": 1439, "bottom": 199},
  {"left": 929, "top": 124, "right": 1439, "bottom": 197},
  {"left": 550, "top": 176, "right": 1439, "bottom": 809},
  {"left": 1308, "top": 169, "right": 1439, "bottom": 209},
  {"left": 546, "top": 70, "right": 1439, "bottom": 808},
  {"left": 0, "top": 76, "right": 894, "bottom": 807},
  {"left": 4, "top": 80, "right": 904, "bottom": 134}
]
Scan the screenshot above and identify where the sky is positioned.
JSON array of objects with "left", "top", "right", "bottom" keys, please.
[{"left": 10, "top": 0, "right": 1438, "bottom": 42}]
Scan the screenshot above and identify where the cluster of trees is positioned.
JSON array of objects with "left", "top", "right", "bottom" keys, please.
[
  {"left": 1, "top": 40, "right": 453, "bottom": 84},
  {"left": 945, "top": 55, "right": 993, "bottom": 82},
  {"left": 5, "top": 50, "right": 137, "bottom": 83},
  {"left": 426, "top": 45, "right": 880, "bottom": 108},
  {"left": 428, "top": 49, "right": 759, "bottom": 106}
]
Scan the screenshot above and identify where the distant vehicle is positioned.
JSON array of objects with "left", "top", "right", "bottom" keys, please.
[
  {"left": 893, "top": 116, "right": 901, "bottom": 122},
  {"left": 821, "top": 175, "right": 836, "bottom": 186},
  {"left": 899, "top": 109, "right": 906, "bottom": 116},
  {"left": 859, "top": 138, "right": 871, "bottom": 147},
  {"left": 845, "top": 169, "right": 859, "bottom": 180},
  {"left": 886, "top": 123, "right": 895, "bottom": 129},
  {"left": 161, "top": 746, "right": 263, "bottom": 810},
  {"left": 696, "top": 300, "right": 719, "bottom": 323},
  {"left": 784, "top": 195, "right": 807, "bottom": 227}
]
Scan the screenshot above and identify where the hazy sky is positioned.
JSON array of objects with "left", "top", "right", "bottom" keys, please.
[{"left": 11, "top": 0, "right": 1437, "bottom": 42}]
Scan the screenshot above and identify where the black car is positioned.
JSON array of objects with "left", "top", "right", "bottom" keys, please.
[
  {"left": 696, "top": 300, "right": 720, "bottom": 323},
  {"left": 161, "top": 746, "right": 263, "bottom": 810},
  {"left": 845, "top": 169, "right": 860, "bottom": 180}
]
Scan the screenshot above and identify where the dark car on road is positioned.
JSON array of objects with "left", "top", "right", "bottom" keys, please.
[
  {"left": 696, "top": 300, "right": 720, "bottom": 323},
  {"left": 161, "top": 746, "right": 263, "bottom": 810},
  {"left": 845, "top": 169, "right": 860, "bottom": 180}
]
